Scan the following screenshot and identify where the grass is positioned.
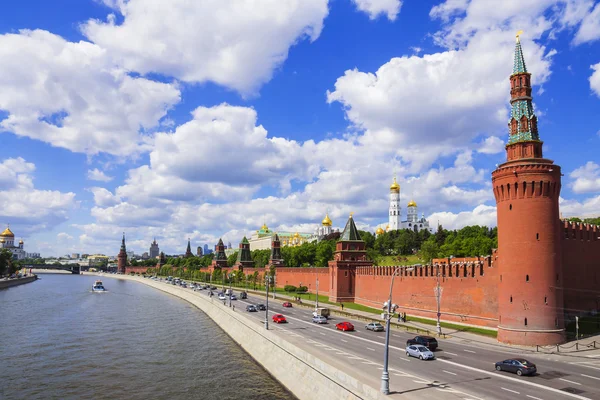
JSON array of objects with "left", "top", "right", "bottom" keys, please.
[
  {"left": 376, "top": 255, "right": 425, "bottom": 266},
  {"left": 406, "top": 315, "right": 498, "bottom": 338},
  {"left": 566, "top": 315, "right": 600, "bottom": 338}
]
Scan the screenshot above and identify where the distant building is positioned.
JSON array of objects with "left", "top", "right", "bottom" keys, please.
[
  {"left": 141, "top": 252, "right": 149, "bottom": 260},
  {"left": 71, "top": 253, "right": 80, "bottom": 259},
  {"left": 0, "top": 225, "right": 27, "bottom": 260},
  {"left": 196, "top": 246, "right": 203, "bottom": 256},
  {"left": 149, "top": 238, "right": 159, "bottom": 258},
  {"left": 203, "top": 244, "right": 209, "bottom": 254}
]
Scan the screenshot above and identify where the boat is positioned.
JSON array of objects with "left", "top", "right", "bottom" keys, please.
[{"left": 92, "top": 280, "right": 106, "bottom": 292}]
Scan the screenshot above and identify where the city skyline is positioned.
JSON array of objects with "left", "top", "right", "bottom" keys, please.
[{"left": 1, "top": 0, "right": 600, "bottom": 257}]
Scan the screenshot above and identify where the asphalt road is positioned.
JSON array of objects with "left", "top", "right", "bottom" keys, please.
[{"left": 169, "top": 281, "right": 600, "bottom": 400}]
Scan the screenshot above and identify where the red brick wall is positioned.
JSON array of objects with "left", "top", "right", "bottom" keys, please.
[
  {"left": 274, "top": 267, "right": 330, "bottom": 296},
  {"left": 561, "top": 222, "right": 600, "bottom": 317},
  {"left": 353, "top": 261, "right": 499, "bottom": 328},
  {"left": 125, "top": 266, "right": 151, "bottom": 274}
]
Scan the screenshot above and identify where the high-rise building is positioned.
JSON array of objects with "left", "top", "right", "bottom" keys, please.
[{"left": 149, "top": 238, "right": 159, "bottom": 258}]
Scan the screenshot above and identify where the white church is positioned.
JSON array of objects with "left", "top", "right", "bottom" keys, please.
[{"left": 375, "top": 177, "right": 433, "bottom": 236}]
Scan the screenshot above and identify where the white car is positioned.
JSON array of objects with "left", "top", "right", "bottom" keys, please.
[
  {"left": 406, "top": 345, "right": 435, "bottom": 360},
  {"left": 218, "top": 293, "right": 227, "bottom": 300}
]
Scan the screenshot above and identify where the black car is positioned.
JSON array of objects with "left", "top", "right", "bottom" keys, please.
[
  {"left": 495, "top": 359, "right": 537, "bottom": 376},
  {"left": 246, "top": 305, "right": 257, "bottom": 312},
  {"left": 256, "top": 304, "right": 266, "bottom": 311},
  {"left": 210, "top": 286, "right": 217, "bottom": 290},
  {"left": 239, "top": 292, "right": 248, "bottom": 299},
  {"left": 406, "top": 336, "right": 438, "bottom": 351}
]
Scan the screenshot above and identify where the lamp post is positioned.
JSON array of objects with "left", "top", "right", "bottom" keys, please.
[
  {"left": 381, "top": 266, "right": 413, "bottom": 395},
  {"left": 273, "top": 273, "right": 276, "bottom": 299},
  {"left": 315, "top": 276, "right": 319, "bottom": 310},
  {"left": 228, "top": 273, "right": 233, "bottom": 308},
  {"left": 264, "top": 274, "right": 272, "bottom": 330},
  {"left": 435, "top": 268, "right": 443, "bottom": 336}
]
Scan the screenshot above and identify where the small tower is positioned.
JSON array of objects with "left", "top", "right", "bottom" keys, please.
[
  {"left": 388, "top": 177, "right": 401, "bottom": 230},
  {"left": 185, "top": 238, "right": 193, "bottom": 258},
  {"left": 329, "top": 214, "right": 372, "bottom": 303},
  {"left": 234, "top": 237, "right": 254, "bottom": 271},
  {"left": 117, "top": 233, "right": 127, "bottom": 274},
  {"left": 268, "top": 233, "right": 284, "bottom": 267},
  {"left": 491, "top": 32, "right": 565, "bottom": 345},
  {"left": 210, "top": 238, "right": 228, "bottom": 269}
]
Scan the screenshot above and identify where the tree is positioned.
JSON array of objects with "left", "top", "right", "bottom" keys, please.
[
  {"left": 227, "top": 252, "right": 237, "bottom": 267},
  {"left": 0, "top": 249, "right": 13, "bottom": 276},
  {"left": 420, "top": 237, "right": 440, "bottom": 262}
]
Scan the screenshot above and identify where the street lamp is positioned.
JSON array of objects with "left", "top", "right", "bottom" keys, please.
[
  {"left": 264, "top": 274, "right": 273, "bottom": 330},
  {"left": 315, "top": 275, "right": 319, "bottom": 310},
  {"left": 228, "top": 272, "right": 234, "bottom": 307},
  {"left": 381, "top": 266, "right": 413, "bottom": 395},
  {"left": 435, "top": 267, "right": 443, "bottom": 336}
]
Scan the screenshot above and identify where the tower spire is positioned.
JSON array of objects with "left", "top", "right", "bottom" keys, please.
[
  {"left": 513, "top": 30, "right": 527, "bottom": 74},
  {"left": 120, "top": 232, "right": 126, "bottom": 251}
]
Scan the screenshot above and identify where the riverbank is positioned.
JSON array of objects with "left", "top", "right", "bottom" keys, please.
[
  {"left": 0, "top": 274, "right": 37, "bottom": 289},
  {"left": 31, "top": 269, "right": 72, "bottom": 274},
  {"left": 94, "top": 273, "right": 384, "bottom": 400}
]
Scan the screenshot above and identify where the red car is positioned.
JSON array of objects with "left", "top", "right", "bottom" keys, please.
[
  {"left": 282, "top": 302, "right": 293, "bottom": 308},
  {"left": 272, "top": 314, "right": 287, "bottom": 323},
  {"left": 336, "top": 322, "right": 354, "bottom": 331}
]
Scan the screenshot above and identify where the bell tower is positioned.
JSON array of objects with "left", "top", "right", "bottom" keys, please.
[{"left": 491, "top": 32, "right": 565, "bottom": 345}]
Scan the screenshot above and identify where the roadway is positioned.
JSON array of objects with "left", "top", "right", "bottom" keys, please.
[{"left": 163, "top": 280, "right": 600, "bottom": 400}]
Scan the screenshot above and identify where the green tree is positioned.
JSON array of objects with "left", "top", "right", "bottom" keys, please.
[
  {"left": 420, "top": 236, "right": 440, "bottom": 262},
  {"left": 227, "top": 252, "right": 238, "bottom": 267},
  {"left": 0, "top": 249, "right": 13, "bottom": 276}
]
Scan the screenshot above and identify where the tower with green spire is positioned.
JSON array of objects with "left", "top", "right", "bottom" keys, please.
[
  {"left": 210, "top": 238, "right": 228, "bottom": 270},
  {"left": 234, "top": 236, "right": 254, "bottom": 271},
  {"left": 506, "top": 32, "right": 542, "bottom": 160},
  {"left": 328, "top": 213, "right": 373, "bottom": 303}
]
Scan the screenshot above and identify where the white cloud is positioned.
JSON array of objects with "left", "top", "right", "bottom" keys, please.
[
  {"left": 0, "top": 157, "right": 77, "bottom": 235},
  {"left": 0, "top": 29, "right": 181, "bottom": 156},
  {"left": 352, "top": 0, "right": 402, "bottom": 21},
  {"left": 82, "top": 0, "right": 329, "bottom": 95},
  {"left": 57, "top": 232, "right": 73, "bottom": 242},
  {"left": 573, "top": 1, "right": 600, "bottom": 45},
  {"left": 87, "top": 168, "right": 113, "bottom": 182},
  {"left": 478, "top": 136, "right": 505, "bottom": 154},
  {"left": 591, "top": 62, "right": 600, "bottom": 97},
  {"left": 428, "top": 204, "right": 498, "bottom": 230},
  {"left": 570, "top": 161, "right": 600, "bottom": 194},
  {"left": 560, "top": 195, "right": 600, "bottom": 218}
]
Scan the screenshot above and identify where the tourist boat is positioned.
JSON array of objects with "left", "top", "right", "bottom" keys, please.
[{"left": 92, "top": 280, "right": 106, "bottom": 292}]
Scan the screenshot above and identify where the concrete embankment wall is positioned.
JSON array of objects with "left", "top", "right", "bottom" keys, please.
[
  {"left": 109, "top": 275, "right": 383, "bottom": 400},
  {"left": 0, "top": 275, "right": 37, "bottom": 289}
]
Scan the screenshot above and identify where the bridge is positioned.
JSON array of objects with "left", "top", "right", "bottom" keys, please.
[{"left": 25, "top": 264, "right": 81, "bottom": 274}]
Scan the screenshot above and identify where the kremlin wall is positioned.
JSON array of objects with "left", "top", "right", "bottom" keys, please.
[{"left": 120, "top": 35, "right": 600, "bottom": 347}]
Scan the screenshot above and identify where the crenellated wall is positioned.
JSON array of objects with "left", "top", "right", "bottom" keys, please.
[
  {"left": 353, "top": 257, "right": 498, "bottom": 328},
  {"left": 274, "top": 267, "right": 330, "bottom": 296},
  {"left": 561, "top": 221, "right": 600, "bottom": 319}
]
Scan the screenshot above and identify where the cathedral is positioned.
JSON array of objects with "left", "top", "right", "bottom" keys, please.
[
  {"left": 0, "top": 226, "right": 27, "bottom": 260},
  {"left": 375, "top": 177, "right": 432, "bottom": 236}
]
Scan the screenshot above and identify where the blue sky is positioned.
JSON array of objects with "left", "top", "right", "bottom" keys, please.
[{"left": 1, "top": 0, "right": 599, "bottom": 257}]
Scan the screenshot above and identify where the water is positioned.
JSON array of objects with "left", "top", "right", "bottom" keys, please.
[{"left": 0, "top": 274, "right": 295, "bottom": 400}]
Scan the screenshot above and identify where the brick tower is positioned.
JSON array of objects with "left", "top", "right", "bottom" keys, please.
[
  {"left": 117, "top": 233, "right": 127, "bottom": 274},
  {"left": 328, "top": 214, "right": 372, "bottom": 303},
  {"left": 492, "top": 33, "right": 565, "bottom": 345},
  {"left": 234, "top": 236, "right": 254, "bottom": 271},
  {"left": 210, "top": 238, "right": 228, "bottom": 270}
]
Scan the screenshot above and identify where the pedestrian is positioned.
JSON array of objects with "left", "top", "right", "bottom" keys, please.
[
  {"left": 398, "top": 314, "right": 402, "bottom": 323},
  {"left": 341, "top": 303, "right": 344, "bottom": 311},
  {"left": 233, "top": 305, "right": 235, "bottom": 311}
]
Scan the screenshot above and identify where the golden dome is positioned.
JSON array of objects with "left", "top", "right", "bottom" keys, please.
[
  {"left": 260, "top": 223, "right": 268, "bottom": 231},
  {"left": 294, "top": 232, "right": 300, "bottom": 238},
  {"left": 390, "top": 177, "right": 400, "bottom": 192},
  {"left": 19, "top": 239, "right": 24, "bottom": 244},
  {"left": 385, "top": 224, "right": 390, "bottom": 231},
  {"left": 376, "top": 227, "right": 385, "bottom": 235},
  {"left": 1, "top": 226, "right": 14, "bottom": 237},
  {"left": 407, "top": 199, "right": 417, "bottom": 207},
  {"left": 321, "top": 213, "right": 332, "bottom": 226}
]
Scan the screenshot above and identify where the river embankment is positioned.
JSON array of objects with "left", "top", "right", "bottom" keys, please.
[
  {"left": 96, "top": 273, "right": 384, "bottom": 400},
  {"left": 0, "top": 274, "right": 37, "bottom": 289}
]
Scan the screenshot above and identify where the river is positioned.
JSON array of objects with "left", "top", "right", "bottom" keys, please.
[{"left": 0, "top": 273, "right": 295, "bottom": 400}]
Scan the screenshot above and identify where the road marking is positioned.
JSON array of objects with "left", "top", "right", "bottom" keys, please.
[
  {"left": 399, "top": 358, "right": 410, "bottom": 362},
  {"left": 463, "top": 349, "right": 476, "bottom": 353},
  {"left": 413, "top": 380, "right": 429, "bottom": 384},
  {"left": 367, "top": 347, "right": 375, "bottom": 351},
  {"left": 501, "top": 387, "right": 520, "bottom": 394},
  {"left": 559, "top": 378, "right": 581, "bottom": 386},
  {"left": 341, "top": 339, "right": 348, "bottom": 343},
  {"left": 443, "top": 370, "right": 457, "bottom": 376},
  {"left": 437, "top": 358, "right": 592, "bottom": 400},
  {"left": 586, "top": 354, "right": 600, "bottom": 358},
  {"left": 392, "top": 334, "right": 402, "bottom": 338},
  {"left": 336, "top": 352, "right": 346, "bottom": 355},
  {"left": 581, "top": 374, "right": 600, "bottom": 381},
  {"left": 319, "top": 332, "right": 326, "bottom": 336},
  {"left": 526, "top": 395, "right": 544, "bottom": 400},
  {"left": 444, "top": 352, "right": 458, "bottom": 356}
]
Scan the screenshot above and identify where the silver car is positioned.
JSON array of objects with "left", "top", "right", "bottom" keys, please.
[
  {"left": 406, "top": 345, "right": 435, "bottom": 360},
  {"left": 312, "top": 315, "right": 328, "bottom": 324},
  {"left": 365, "top": 322, "right": 384, "bottom": 332}
]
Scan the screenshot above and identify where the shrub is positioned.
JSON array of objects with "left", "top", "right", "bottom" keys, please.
[
  {"left": 297, "top": 286, "right": 308, "bottom": 293},
  {"left": 284, "top": 285, "right": 297, "bottom": 293}
]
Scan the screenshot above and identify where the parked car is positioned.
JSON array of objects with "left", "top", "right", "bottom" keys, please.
[
  {"left": 180, "top": 282, "right": 187, "bottom": 288},
  {"left": 406, "top": 336, "right": 438, "bottom": 351},
  {"left": 282, "top": 302, "right": 293, "bottom": 308},
  {"left": 239, "top": 291, "right": 248, "bottom": 299},
  {"left": 229, "top": 294, "right": 237, "bottom": 301},
  {"left": 256, "top": 304, "right": 266, "bottom": 311},
  {"left": 336, "top": 322, "right": 355, "bottom": 331},
  {"left": 246, "top": 305, "right": 257, "bottom": 312},
  {"left": 494, "top": 359, "right": 537, "bottom": 376},
  {"left": 406, "top": 345, "right": 435, "bottom": 360},
  {"left": 272, "top": 314, "right": 287, "bottom": 323},
  {"left": 366, "top": 322, "right": 385, "bottom": 332},
  {"left": 312, "top": 315, "right": 328, "bottom": 324}
]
